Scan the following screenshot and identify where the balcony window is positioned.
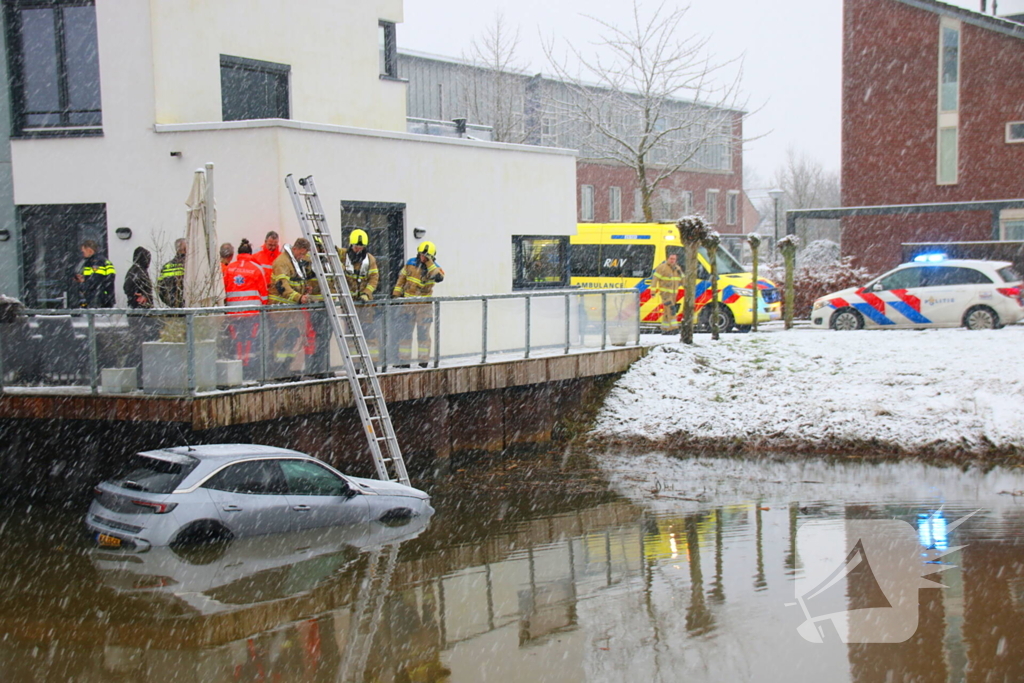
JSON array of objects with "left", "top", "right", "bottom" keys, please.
[{"left": 379, "top": 21, "right": 397, "bottom": 78}]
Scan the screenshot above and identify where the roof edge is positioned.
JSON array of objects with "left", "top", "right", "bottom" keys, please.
[{"left": 894, "top": 0, "right": 1024, "bottom": 40}]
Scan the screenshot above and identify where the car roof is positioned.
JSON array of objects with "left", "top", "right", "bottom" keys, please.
[
  {"left": 897, "top": 259, "right": 1012, "bottom": 269},
  {"left": 139, "top": 444, "right": 307, "bottom": 461}
]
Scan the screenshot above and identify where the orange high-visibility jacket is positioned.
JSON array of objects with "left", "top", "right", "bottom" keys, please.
[{"left": 224, "top": 253, "right": 268, "bottom": 310}]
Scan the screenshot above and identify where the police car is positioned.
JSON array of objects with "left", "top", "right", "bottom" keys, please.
[{"left": 811, "top": 257, "right": 1023, "bottom": 331}]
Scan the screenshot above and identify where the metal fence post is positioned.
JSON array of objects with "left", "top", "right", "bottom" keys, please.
[
  {"left": 186, "top": 311, "right": 196, "bottom": 395},
  {"left": 260, "top": 308, "right": 268, "bottom": 384},
  {"left": 564, "top": 293, "right": 571, "bottom": 354},
  {"left": 433, "top": 300, "right": 440, "bottom": 368},
  {"left": 88, "top": 311, "right": 98, "bottom": 393},
  {"left": 481, "top": 298, "right": 488, "bottom": 364},
  {"left": 381, "top": 302, "right": 389, "bottom": 370},
  {"left": 0, "top": 316, "right": 4, "bottom": 392},
  {"left": 601, "top": 292, "right": 607, "bottom": 351},
  {"left": 524, "top": 295, "right": 531, "bottom": 359}
]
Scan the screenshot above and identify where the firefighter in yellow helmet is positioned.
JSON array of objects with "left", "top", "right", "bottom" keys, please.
[
  {"left": 340, "top": 229, "right": 380, "bottom": 301},
  {"left": 391, "top": 241, "right": 445, "bottom": 366},
  {"left": 652, "top": 252, "right": 684, "bottom": 334}
]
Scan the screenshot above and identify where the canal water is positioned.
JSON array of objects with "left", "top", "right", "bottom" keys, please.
[{"left": 2, "top": 453, "right": 1024, "bottom": 682}]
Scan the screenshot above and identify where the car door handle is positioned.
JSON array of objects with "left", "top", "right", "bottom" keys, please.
[
  {"left": 222, "top": 505, "right": 242, "bottom": 512},
  {"left": 292, "top": 505, "right": 311, "bottom": 512}
]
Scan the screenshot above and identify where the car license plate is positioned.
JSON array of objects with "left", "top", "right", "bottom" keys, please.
[{"left": 96, "top": 533, "right": 122, "bottom": 548}]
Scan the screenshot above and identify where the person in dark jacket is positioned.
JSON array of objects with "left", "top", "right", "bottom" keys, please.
[
  {"left": 124, "top": 246, "right": 153, "bottom": 309},
  {"left": 74, "top": 239, "right": 116, "bottom": 308},
  {"left": 123, "top": 246, "right": 156, "bottom": 368}
]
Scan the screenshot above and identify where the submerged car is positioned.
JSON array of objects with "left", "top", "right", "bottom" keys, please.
[
  {"left": 86, "top": 444, "right": 433, "bottom": 551},
  {"left": 811, "top": 258, "right": 1023, "bottom": 331}
]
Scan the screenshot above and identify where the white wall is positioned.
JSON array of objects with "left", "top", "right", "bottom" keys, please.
[
  {"left": 149, "top": 0, "right": 406, "bottom": 131},
  {"left": 9, "top": 0, "right": 578, "bottom": 304}
]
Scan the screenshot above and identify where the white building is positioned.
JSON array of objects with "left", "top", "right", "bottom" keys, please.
[{"left": 1, "top": 0, "right": 577, "bottom": 306}]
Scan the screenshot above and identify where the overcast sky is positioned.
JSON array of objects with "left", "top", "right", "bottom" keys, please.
[{"left": 401, "top": 0, "right": 1024, "bottom": 190}]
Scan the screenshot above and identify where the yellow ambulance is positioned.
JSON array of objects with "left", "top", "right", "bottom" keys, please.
[{"left": 570, "top": 223, "right": 781, "bottom": 331}]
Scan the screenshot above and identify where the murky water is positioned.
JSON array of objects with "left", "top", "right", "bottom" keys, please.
[{"left": 2, "top": 455, "right": 1024, "bottom": 682}]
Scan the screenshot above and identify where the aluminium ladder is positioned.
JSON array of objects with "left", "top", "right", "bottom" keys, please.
[
  {"left": 285, "top": 174, "right": 410, "bottom": 486},
  {"left": 336, "top": 544, "right": 401, "bottom": 683}
]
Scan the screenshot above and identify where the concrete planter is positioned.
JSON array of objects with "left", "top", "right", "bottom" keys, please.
[
  {"left": 142, "top": 341, "right": 216, "bottom": 394},
  {"left": 100, "top": 367, "right": 138, "bottom": 394}
]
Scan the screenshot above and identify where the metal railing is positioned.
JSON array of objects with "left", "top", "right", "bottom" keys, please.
[{"left": 0, "top": 289, "right": 639, "bottom": 396}]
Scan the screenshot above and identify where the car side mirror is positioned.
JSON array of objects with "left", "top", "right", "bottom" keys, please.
[
  {"left": 872, "top": 283, "right": 883, "bottom": 292},
  {"left": 343, "top": 485, "right": 360, "bottom": 498}
]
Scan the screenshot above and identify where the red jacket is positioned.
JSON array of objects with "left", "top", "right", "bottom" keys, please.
[
  {"left": 224, "top": 254, "right": 268, "bottom": 311},
  {"left": 252, "top": 247, "right": 281, "bottom": 287}
]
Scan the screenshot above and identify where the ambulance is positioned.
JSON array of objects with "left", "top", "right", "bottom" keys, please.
[{"left": 570, "top": 223, "right": 781, "bottom": 331}]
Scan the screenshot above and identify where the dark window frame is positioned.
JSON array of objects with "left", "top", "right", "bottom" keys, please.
[
  {"left": 378, "top": 21, "right": 397, "bottom": 79},
  {"left": 5, "top": 0, "right": 103, "bottom": 138},
  {"left": 220, "top": 54, "right": 290, "bottom": 122},
  {"left": 512, "top": 235, "right": 570, "bottom": 290}
]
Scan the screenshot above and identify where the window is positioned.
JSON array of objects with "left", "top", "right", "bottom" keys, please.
[
  {"left": 937, "top": 127, "right": 958, "bottom": 185},
  {"left": 602, "top": 244, "right": 654, "bottom": 278},
  {"left": 220, "top": 55, "right": 290, "bottom": 121},
  {"left": 939, "top": 24, "right": 959, "bottom": 112},
  {"left": 5, "top": 0, "right": 102, "bottom": 135},
  {"left": 705, "top": 190, "right": 719, "bottom": 224},
  {"left": 20, "top": 202, "right": 106, "bottom": 307},
  {"left": 111, "top": 454, "right": 199, "bottom": 494},
  {"left": 203, "top": 460, "right": 287, "bottom": 495},
  {"left": 580, "top": 185, "right": 595, "bottom": 221},
  {"left": 378, "top": 21, "right": 397, "bottom": 78},
  {"left": 921, "top": 266, "right": 991, "bottom": 287},
  {"left": 569, "top": 244, "right": 601, "bottom": 278},
  {"left": 680, "top": 191, "right": 694, "bottom": 217},
  {"left": 608, "top": 187, "right": 622, "bottom": 222},
  {"left": 280, "top": 460, "right": 351, "bottom": 497},
  {"left": 665, "top": 246, "right": 711, "bottom": 279},
  {"left": 634, "top": 189, "right": 643, "bottom": 221},
  {"left": 512, "top": 236, "right": 569, "bottom": 289},
  {"left": 877, "top": 267, "right": 922, "bottom": 291},
  {"left": 340, "top": 201, "right": 405, "bottom": 300},
  {"left": 998, "top": 266, "right": 1021, "bottom": 282},
  {"left": 1006, "top": 122, "right": 1024, "bottom": 143},
  {"left": 1002, "top": 220, "right": 1024, "bottom": 241},
  {"left": 657, "top": 189, "right": 673, "bottom": 221},
  {"left": 726, "top": 192, "right": 740, "bottom": 226}
]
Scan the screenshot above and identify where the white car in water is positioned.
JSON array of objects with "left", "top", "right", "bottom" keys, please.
[{"left": 811, "top": 258, "right": 1023, "bottom": 331}]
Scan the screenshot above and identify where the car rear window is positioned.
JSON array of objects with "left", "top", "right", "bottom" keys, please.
[
  {"left": 111, "top": 454, "right": 200, "bottom": 494},
  {"left": 997, "top": 266, "right": 1021, "bottom": 283}
]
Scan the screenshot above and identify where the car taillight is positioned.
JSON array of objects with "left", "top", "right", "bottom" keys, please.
[
  {"left": 131, "top": 500, "right": 177, "bottom": 514},
  {"left": 997, "top": 287, "right": 1021, "bottom": 300}
]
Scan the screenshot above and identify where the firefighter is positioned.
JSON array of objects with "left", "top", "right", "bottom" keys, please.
[
  {"left": 74, "top": 239, "right": 116, "bottom": 308},
  {"left": 392, "top": 241, "right": 445, "bottom": 366},
  {"left": 652, "top": 252, "right": 684, "bottom": 334},
  {"left": 269, "top": 239, "right": 321, "bottom": 376},
  {"left": 252, "top": 230, "right": 281, "bottom": 287},
  {"left": 341, "top": 229, "right": 379, "bottom": 301},
  {"left": 158, "top": 238, "right": 187, "bottom": 308},
  {"left": 224, "top": 239, "right": 268, "bottom": 379}
]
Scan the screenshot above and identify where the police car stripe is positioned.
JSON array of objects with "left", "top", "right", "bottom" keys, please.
[{"left": 852, "top": 302, "right": 895, "bottom": 325}]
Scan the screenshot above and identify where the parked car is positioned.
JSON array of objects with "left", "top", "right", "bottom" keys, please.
[
  {"left": 811, "top": 258, "right": 1023, "bottom": 331},
  {"left": 86, "top": 444, "right": 433, "bottom": 551}
]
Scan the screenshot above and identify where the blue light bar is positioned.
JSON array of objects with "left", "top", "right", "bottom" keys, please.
[
  {"left": 611, "top": 235, "right": 652, "bottom": 240},
  {"left": 912, "top": 253, "right": 947, "bottom": 262}
]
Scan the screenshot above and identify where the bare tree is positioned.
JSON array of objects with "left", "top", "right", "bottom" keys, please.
[
  {"left": 460, "top": 13, "right": 531, "bottom": 143},
  {"left": 543, "top": 0, "right": 746, "bottom": 221},
  {"left": 764, "top": 147, "right": 841, "bottom": 246}
]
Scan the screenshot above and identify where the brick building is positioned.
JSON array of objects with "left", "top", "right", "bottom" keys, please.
[{"left": 843, "top": 0, "right": 1024, "bottom": 273}]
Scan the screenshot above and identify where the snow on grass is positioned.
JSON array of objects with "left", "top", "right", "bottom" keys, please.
[{"left": 594, "top": 325, "right": 1024, "bottom": 454}]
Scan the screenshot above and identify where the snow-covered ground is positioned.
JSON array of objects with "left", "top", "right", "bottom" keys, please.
[{"left": 594, "top": 323, "right": 1024, "bottom": 456}]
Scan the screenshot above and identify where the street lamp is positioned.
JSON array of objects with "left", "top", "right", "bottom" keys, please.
[{"left": 768, "top": 188, "right": 784, "bottom": 253}]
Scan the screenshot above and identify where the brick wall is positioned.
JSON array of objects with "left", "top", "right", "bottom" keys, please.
[{"left": 842, "top": 0, "right": 1024, "bottom": 272}]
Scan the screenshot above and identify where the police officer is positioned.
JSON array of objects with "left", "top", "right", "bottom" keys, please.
[
  {"left": 158, "top": 238, "right": 187, "bottom": 308},
  {"left": 74, "top": 239, "right": 116, "bottom": 308}
]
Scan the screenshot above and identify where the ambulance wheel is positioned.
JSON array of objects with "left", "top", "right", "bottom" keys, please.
[
  {"left": 963, "top": 306, "right": 1000, "bottom": 330},
  {"left": 831, "top": 308, "right": 864, "bottom": 331},
  {"left": 698, "top": 305, "right": 734, "bottom": 333}
]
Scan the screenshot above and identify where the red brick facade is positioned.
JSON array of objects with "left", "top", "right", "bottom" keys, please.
[
  {"left": 576, "top": 112, "right": 746, "bottom": 232},
  {"left": 842, "top": 0, "right": 1024, "bottom": 273}
]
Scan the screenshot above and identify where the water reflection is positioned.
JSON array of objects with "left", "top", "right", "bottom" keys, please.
[{"left": 3, "top": 457, "right": 1024, "bottom": 681}]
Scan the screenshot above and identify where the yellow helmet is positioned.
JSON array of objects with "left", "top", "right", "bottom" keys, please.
[
  {"left": 349, "top": 229, "right": 369, "bottom": 247},
  {"left": 417, "top": 241, "right": 437, "bottom": 257}
]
